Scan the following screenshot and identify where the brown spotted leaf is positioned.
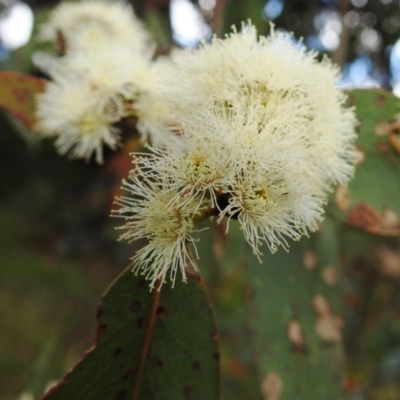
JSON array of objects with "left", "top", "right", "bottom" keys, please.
[
  {"left": 193, "top": 221, "right": 261, "bottom": 400},
  {"left": 41, "top": 266, "right": 220, "bottom": 400},
  {"left": 247, "top": 216, "right": 344, "bottom": 400},
  {"left": 0, "top": 71, "right": 46, "bottom": 130},
  {"left": 337, "top": 211, "right": 400, "bottom": 390},
  {"left": 330, "top": 89, "right": 400, "bottom": 236}
]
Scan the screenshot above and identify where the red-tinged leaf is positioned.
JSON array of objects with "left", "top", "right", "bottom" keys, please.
[
  {"left": 41, "top": 266, "right": 221, "bottom": 400},
  {"left": 0, "top": 71, "right": 46, "bottom": 130}
]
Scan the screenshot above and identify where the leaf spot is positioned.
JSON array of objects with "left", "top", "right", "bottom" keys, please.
[
  {"left": 347, "top": 203, "right": 400, "bottom": 235},
  {"left": 335, "top": 186, "right": 351, "bottom": 210},
  {"left": 212, "top": 351, "right": 220, "bottom": 361},
  {"left": 311, "top": 294, "right": 331, "bottom": 316},
  {"left": 376, "top": 246, "right": 400, "bottom": 278},
  {"left": 321, "top": 266, "right": 338, "bottom": 286},
  {"left": 381, "top": 209, "right": 400, "bottom": 232},
  {"left": 210, "top": 331, "right": 218, "bottom": 342},
  {"left": 347, "top": 203, "right": 381, "bottom": 232},
  {"left": 315, "top": 315, "right": 343, "bottom": 343},
  {"left": 155, "top": 357, "right": 163, "bottom": 367},
  {"left": 352, "top": 147, "right": 366, "bottom": 165},
  {"left": 116, "top": 390, "right": 127, "bottom": 399},
  {"left": 261, "top": 371, "right": 283, "bottom": 400},
  {"left": 287, "top": 320, "right": 306, "bottom": 353},
  {"left": 377, "top": 142, "right": 390, "bottom": 152},
  {"left": 375, "top": 95, "right": 386, "bottom": 107},
  {"left": 156, "top": 306, "right": 169, "bottom": 317},
  {"left": 302, "top": 250, "right": 318, "bottom": 271},
  {"left": 135, "top": 317, "right": 144, "bottom": 328},
  {"left": 122, "top": 369, "right": 132, "bottom": 380},
  {"left": 137, "top": 278, "right": 146, "bottom": 288},
  {"left": 182, "top": 385, "right": 192, "bottom": 399},
  {"left": 129, "top": 300, "right": 141, "bottom": 313},
  {"left": 374, "top": 121, "right": 391, "bottom": 136},
  {"left": 191, "top": 360, "right": 200, "bottom": 370},
  {"left": 98, "top": 323, "right": 108, "bottom": 333},
  {"left": 293, "top": 384, "right": 302, "bottom": 394},
  {"left": 113, "top": 348, "right": 122, "bottom": 358},
  {"left": 312, "top": 295, "right": 343, "bottom": 342}
]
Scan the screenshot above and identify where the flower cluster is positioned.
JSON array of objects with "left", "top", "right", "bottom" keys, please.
[
  {"left": 36, "top": 0, "right": 161, "bottom": 163},
  {"left": 113, "top": 24, "right": 357, "bottom": 288},
  {"left": 147, "top": 25, "right": 356, "bottom": 188},
  {"left": 33, "top": 1, "right": 357, "bottom": 288}
]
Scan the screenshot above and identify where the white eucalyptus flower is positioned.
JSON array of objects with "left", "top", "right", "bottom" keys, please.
[
  {"left": 114, "top": 23, "right": 357, "bottom": 286},
  {"left": 57, "top": 46, "right": 153, "bottom": 113},
  {"left": 38, "top": 0, "right": 151, "bottom": 54},
  {"left": 113, "top": 168, "right": 201, "bottom": 290},
  {"left": 131, "top": 62, "right": 176, "bottom": 146},
  {"left": 141, "top": 131, "right": 232, "bottom": 211},
  {"left": 36, "top": 74, "right": 121, "bottom": 163},
  {"left": 133, "top": 105, "right": 326, "bottom": 258},
  {"left": 145, "top": 23, "right": 357, "bottom": 188},
  {"left": 217, "top": 159, "right": 325, "bottom": 258},
  {"left": 36, "top": 44, "right": 158, "bottom": 163}
]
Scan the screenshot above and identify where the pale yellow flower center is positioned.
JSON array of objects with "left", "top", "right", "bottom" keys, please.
[
  {"left": 147, "top": 205, "right": 188, "bottom": 245},
  {"left": 241, "top": 81, "right": 271, "bottom": 107},
  {"left": 248, "top": 185, "right": 270, "bottom": 208},
  {"left": 78, "top": 115, "right": 103, "bottom": 136},
  {"left": 185, "top": 153, "right": 213, "bottom": 183}
]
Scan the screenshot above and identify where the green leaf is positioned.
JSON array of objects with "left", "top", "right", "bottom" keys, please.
[
  {"left": 41, "top": 266, "right": 220, "bottom": 400},
  {"left": 247, "top": 216, "right": 344, "bottom": 400},
  {"left": 194, "top": 221, "right": 263, "bottom": 400},
  {"left": 0, "top": 71, "right": 46, "bottom": 130},
  {"left": 329, "top": 89, "right": 400, "bottom": 236}
]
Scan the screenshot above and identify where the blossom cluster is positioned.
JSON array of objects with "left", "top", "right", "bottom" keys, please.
[
  {"left": 35, "top": 0, "right": 161, "bottom": 163},
  {"left": 113, "top": 25, "right": 357, "bottom": 288},
  {"left": 34, "top": 1, "right": 357, "bottom": 289}
]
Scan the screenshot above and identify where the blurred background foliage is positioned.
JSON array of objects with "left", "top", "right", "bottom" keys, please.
[{"left": 1, "top": 0, "right": 400, "bottom": 399}]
